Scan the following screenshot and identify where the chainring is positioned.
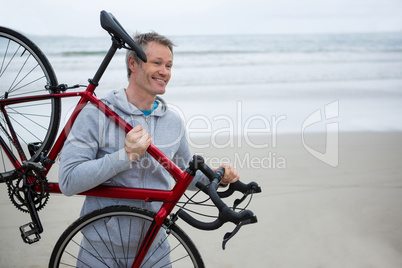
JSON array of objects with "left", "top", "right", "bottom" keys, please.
[{"left": 6, "top": 164, "right": 49, "bottom": 213}]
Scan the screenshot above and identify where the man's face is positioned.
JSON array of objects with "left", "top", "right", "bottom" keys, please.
[{"left": 129, "top": 41, "right": 173, "bottom": 97}]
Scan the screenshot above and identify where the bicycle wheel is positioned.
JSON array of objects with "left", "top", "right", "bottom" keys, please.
[
  {"left": 0, "top": 27, "right": 61, "bottom": 174},
  {"left": 49, "top": 205, "right": 205, "bottom": 268}
]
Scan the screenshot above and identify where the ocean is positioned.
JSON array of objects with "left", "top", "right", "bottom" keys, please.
[{"left": 30, "top": 32, "right": 402, "bottom": 136}]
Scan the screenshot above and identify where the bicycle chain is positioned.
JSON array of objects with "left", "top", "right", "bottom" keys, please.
[{"left": 6, "top": 164, "right": 49, "bottom": 213}]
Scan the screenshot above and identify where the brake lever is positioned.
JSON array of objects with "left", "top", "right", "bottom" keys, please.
[
  {"left": 222, "top": 217, "right": 256, "bottom": 250},
  {"left": 233, "top": 194, "right": 248, "bottom": 210},
  {"left": 232, "top": 184, "right": 260, "bottom": 210}
]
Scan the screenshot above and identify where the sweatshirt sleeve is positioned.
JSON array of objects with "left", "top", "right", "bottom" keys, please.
[{"left": 58, "top": 105, "right": 131, "bottom": 196}]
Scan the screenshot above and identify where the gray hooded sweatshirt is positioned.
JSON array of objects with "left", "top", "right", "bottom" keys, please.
[
  {"left": 59, "top": 87, "right": 208, "bottom": 215},
  {"left": 59, "top": 88, "right": 209, "bottom": 266}
]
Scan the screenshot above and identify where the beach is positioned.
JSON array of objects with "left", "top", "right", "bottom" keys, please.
[
  {"left": 0, "top": 30, "right": 401, "bottom": 267},
  {"left": 0, "top": 131, "right": 401, "bottom": 267}
]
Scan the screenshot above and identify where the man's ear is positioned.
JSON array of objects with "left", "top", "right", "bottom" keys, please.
[{"left": 128, "top": 56, "right": 137, "bottom": 72}]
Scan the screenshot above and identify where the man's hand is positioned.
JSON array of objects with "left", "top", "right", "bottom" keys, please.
[
  {"left": 215, "top": 163, "right": 240, "bottom": 185},
  {"left": 125, "top": 125, "right": 152, "bottom": 162}
]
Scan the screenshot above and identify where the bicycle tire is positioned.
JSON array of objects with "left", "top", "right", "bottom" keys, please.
[
  {"left": 0, "top": 27, "right": 61, "bottom": 175},
  {"left": 49, "top": 205, "right": 205, "bottom": 268}
]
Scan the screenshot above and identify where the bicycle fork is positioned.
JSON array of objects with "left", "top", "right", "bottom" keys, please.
[{"left": 131, "top": 170, "right": 195, "bottom": 267}]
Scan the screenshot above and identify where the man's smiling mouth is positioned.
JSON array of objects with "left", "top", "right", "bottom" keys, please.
[{"left": 154, "top": 78, "right": 166, "bottom": 83}]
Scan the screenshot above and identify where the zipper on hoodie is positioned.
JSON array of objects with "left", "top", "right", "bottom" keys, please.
[
  {"left": 140, "top": 114, "right": 150, "bottom": 208},
  {"left": 141, "top": 115, "right": 151, "bottom": 208}
]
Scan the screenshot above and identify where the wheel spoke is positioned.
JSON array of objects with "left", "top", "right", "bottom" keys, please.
[
  {"left": 8, "top": 53, "right": 32, "bottom": 93},
  {"left": 50, "top": 206, "right": 204, "bottom": 267},
  {"left": 9, "top": 75, "right": 46, "bottom": 96},
  {"left": 0, "top": 42, "right": 20, "bottom": 78},
  {"left": 0, "top": 39, "right": 10, "bottom": 76},
  {"left": 0, "top": 27, "right": 60, "bottom": 175},
  {"left": 8, "top": 113, "right": 43, "bottom": 142}
]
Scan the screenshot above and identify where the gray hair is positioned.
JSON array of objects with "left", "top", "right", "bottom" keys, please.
[{"left": 125, "top": 31, "right": 175, "bottom": 79}]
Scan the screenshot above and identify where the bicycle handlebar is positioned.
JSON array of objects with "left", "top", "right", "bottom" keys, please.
[
  {"left": 218, "top": 180, "right": 261, "bottom": 199},
  {"left": 100, "top": 10, "right": 147, "bottom": 63},
  {"left": 178, "top": 156, "right": 260, "bottom": 231}
]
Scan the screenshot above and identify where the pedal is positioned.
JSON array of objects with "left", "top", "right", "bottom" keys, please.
[{"left": 20, "top": 222, "right": 41, "bottom": 244}]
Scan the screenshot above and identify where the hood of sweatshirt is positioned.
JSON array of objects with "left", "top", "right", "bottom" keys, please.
[{"left": 102, "top": 88, "right": 167, "bottom": 117}]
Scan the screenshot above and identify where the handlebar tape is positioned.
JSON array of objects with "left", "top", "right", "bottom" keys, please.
[
  {"left": 177, "top": 206, "right": 256, "bottom": 231},
  {"left": 178, "top": 166, "right": 257, "bottom": 230},
  {"left": 218, "top": 181, "right": 261, "bottom": 198}
]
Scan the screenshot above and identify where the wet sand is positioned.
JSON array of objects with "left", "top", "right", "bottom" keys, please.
[{"left": 0, "top": 132, "right": 401, "bottom": 267}]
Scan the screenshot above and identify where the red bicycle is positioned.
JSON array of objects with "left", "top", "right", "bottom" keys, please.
[{"left": 0, "top": 11, "right": 260, "bottom": 267}]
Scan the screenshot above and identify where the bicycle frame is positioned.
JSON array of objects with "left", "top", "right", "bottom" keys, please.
[{"left": 0, "top": 45, "right": 198, "bottom": 268}]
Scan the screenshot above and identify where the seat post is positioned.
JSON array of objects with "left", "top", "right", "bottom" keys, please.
[{"left": 89, "top": 39, "right": 120, "bottom": 87}]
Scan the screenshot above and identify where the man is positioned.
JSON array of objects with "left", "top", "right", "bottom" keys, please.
[{"left": 59, "top": 32, "right": 239, "bottom": 266}]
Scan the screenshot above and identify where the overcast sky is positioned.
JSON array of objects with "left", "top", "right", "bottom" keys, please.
[{"left": 1, "top": 0, "right": 401, "bottom": 37}]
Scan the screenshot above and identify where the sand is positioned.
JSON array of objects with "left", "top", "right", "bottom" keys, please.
[{"left": 0, "top": 132, "right": 401, "bottom": 267}]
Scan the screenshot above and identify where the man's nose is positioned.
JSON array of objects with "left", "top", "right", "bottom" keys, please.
[{"left": 158, "top": 65, "right": 169, "bottom": 76}]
